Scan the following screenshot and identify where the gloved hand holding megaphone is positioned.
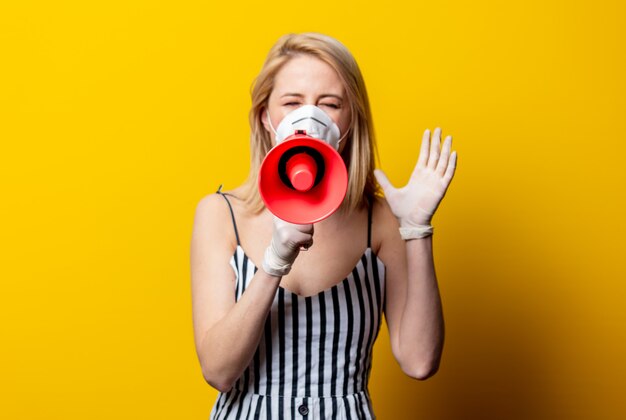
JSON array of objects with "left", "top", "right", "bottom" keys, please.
[{"left": 259, "top": 105, "right": 349, "bottom": 277}]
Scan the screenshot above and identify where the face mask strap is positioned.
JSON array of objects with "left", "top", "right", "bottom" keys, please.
[
  {"left": 336, "top": 112, "right": 354, "bottom": 147},
  {"left": 266, "top": 108, "right": 278, "bottom": 137},
  {"left": 337, "top": 128, "right": 350, "bottom": 146}
]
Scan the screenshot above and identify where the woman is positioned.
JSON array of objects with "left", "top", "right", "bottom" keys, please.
[{"left": 191, "top": 32, "right": 457, "bottom": 419}]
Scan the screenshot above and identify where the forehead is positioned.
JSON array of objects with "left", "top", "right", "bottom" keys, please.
[{"left": 272, "top": 55, "right": 345, "bottom": 97}]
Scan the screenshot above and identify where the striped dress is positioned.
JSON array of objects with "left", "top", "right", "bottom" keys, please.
[{"left": 211, "top": 192, "right": 386, "bottom": 419}]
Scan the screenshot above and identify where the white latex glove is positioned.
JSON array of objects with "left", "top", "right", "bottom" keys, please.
[
  {"left": 262, "top": 215, "right": 314, "bottom": 277},
  {"left": 374, "top": 127, "right": 457, "bottom": 238}
]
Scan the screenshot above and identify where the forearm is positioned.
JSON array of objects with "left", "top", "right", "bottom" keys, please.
[
  {"left": 199, "top": 269, "right": 281, "bottom": 391},
  {"left": 399, "top": 235, "right": 445, "bottom": 378}
]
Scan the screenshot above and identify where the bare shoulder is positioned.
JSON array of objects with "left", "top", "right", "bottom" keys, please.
[
  {"left": 192, "top": 189, "right": 241, "bottom": 251},
  {"left": 371, "top": 195, "right": 402, "bottom": 254},
  {"left": 372, "top": 195, "right": 400, "bottom": 230}
]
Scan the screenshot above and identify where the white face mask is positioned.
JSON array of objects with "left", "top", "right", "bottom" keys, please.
[{"left": 266, "top": 104, "right": 349, "bottom": 150}]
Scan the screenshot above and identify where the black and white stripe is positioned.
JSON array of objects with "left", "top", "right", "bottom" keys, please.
[
  {"left": 210, "top": 246, "right": 385, "bottom": 420},
  {"left": 211, "top": 190, "right": 385, "bottom": 419}
]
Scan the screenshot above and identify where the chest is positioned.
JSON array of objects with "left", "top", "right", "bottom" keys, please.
[
  {"left": 236, "top": 210, "right": 370, "bottom": 298},
  {"left": 231, "top": 245, "right": 385, "bottom": 310}
]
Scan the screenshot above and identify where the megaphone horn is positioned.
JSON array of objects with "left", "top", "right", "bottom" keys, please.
[
  {"left": 259, "top": 133, "right": 348, "bottom": 224},
  {"left": 278, "top": 146, "right": 325, "bottom": 192}
]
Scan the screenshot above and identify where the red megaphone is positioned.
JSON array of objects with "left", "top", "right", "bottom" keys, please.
[{"left": 258, "top": 132, "right": 348, "bottom": 224}]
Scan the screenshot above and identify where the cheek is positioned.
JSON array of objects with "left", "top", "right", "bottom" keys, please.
[
  {"left": 327, "top": 111, "right": 348, "bottom": 132},
  {"left": 338, "top": 111, "right": 352, "bottom": 134},
  {"left": 267, "top": 108, "right": 288, "bottom": 131},
  {"left": 337, "top": 118, "right": 350, "bottom": 139},
  {"left": 341, "top": 119, "right": 351, "bottom": 134}
]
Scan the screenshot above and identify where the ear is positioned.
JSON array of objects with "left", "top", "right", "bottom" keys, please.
[{"left": 261, "top": 107, "right": 271, "bottom": 133}]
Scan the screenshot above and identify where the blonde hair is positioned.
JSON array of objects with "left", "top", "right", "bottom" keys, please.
[{"left": 241, "top": 32, "right": 379, "bottom": 214}]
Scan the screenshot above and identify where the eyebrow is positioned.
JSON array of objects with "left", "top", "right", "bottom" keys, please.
[{"left": 280, "top": 93, "right": 343, "bottom": 101}]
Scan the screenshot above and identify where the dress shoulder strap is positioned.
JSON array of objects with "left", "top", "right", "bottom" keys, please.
[
  {"left": 215, "top": 184, "right": 241, "bottom": 247},
  {"left": 367, "top": 200, "right": 373, "bottom": 248}
]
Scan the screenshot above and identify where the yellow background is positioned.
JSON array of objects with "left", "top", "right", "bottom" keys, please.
[{"left": 1, "top": 1, "right": 625, "bottom": 419}]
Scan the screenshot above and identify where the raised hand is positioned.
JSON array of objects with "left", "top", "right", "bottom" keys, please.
[{"left": 374, "top": 127, "right": 457, "bottom": 229}]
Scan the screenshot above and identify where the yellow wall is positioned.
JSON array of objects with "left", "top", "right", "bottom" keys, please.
[{"left": 1, "top": 1, "right": 624, "bottom": 419}]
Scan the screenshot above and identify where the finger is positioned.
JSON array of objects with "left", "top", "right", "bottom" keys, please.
[
  {"left": 295, "top": 223, "right": 314, "bottom": 234},
  {"left": 300, "top": 236, "right": 314, "bottom": 251},
  {"left": 436, "top": 135, "right": 452, "bottom": 176},
  {"left": 416, "top": 129, "right": 430, "bottom": 168},
  {"left": 427, "top": 127, "right": 442, "bottom": 170},
  {"left": 293, "top": 232, "right": 314, "bottom": 249},
  {"left": 442, "top": 150, "right": 457, "bottom": 186},
  {"left": 274, "top": 216, "right": 313, "bottom": 232},
  {"left": 374, "top": 169, "right": 395, "bottom": 195}
]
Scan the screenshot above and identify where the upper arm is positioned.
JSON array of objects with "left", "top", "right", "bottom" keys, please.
[
  {"left": 374, "top": 197, "right": 408, "bottom": 359},
  {"left": 190, "top": 193, "right": 238, "bottom": 361}
]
